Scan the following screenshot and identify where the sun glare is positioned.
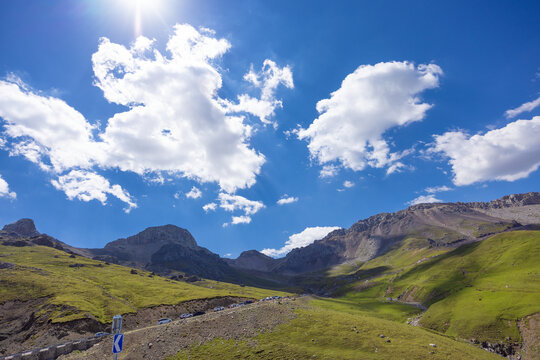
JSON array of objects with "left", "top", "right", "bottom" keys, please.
[{"left": 120, "top": 0, "right": 164, "bottom": 37}]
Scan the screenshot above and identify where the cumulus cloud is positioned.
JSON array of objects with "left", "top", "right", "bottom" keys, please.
[
  {"left": 296, "top": 61, "right": 442, "bottom": 175},
  {"left": 431, "top": 116, "right": 540, "bottom": 185},
  {"left": 425, "top": 185, "right": 452, "bottom": 193},
  {"left": 0, "top": 175, "right": 16, "bottom": 199},
  {"left": 407, "top": 194, "right": 442, "bottom": 206},
  {"left": 51, "top": 170, "right": 136, "bottom": 213},
  {"left": 277, "top": 195, "right": 298, "bottom": 205},
  {"left": 0, "top": 24, "right": 293, "bottom": 210},
  {"left": 343, "top": 180, "right": 355, "bottom": 188},
  {"left": 217, "top": 193, "right": 264, "bottom": 226},
  {"left": 505, "top": 96, "right": 540, "bottom": 119},
  {"left": 202, "top": 202, "right": 217, "bottom": 212},
  {"left": 261, "top": 226, "right": 340, "bottom": 258},
  {"left": 223, "top": 60, "right": 294, "bottom": 127},
  {"left": 185, "top": 186, "right": 202, "bottom": 199},
  {"left": 0, "top": 79, "right": 102, "bottom": 173}
]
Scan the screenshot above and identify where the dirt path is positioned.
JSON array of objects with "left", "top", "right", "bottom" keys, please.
[
  {"left": 518, "top": 312, "right": 540, "bottom": 360},
  {"left": 59, "top": 298, "right": 301, "bottom": 360}
]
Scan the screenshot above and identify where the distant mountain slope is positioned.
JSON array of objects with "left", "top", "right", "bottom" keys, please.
[
  {"left": 236, "top": 192, "right": 540, "bottom": 275},
  {"left": 334, "top": 230, "right": 540, "bottom": 358},
  {"left": 3, "top": 192, "right": 539, "bottom": 284},
  {"left": 85, "top": 224, "right": 242, "bottom": 282},
  {"left": 225, "top": 250, "right": 276, "bottom": 272},
  {"left": 88, "top": 224, "right": 197, "bottom": 265}
]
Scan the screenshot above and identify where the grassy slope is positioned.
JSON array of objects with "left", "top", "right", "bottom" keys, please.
[
  {"left": 336, "top": 231, "right": 540, "bottom": 343},
  {"left": 0, "top": 244, "right": 287, "bottom": 323},
  {"left": 168, "top": 298, "right": 500, "bottom": 360}
]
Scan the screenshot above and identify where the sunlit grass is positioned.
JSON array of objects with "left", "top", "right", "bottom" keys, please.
[{"left": 0, "top": 245, "right": 288, "bottom": 323}]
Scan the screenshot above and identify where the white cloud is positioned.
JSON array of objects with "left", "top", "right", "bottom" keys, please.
[
  {"left": 185, "top": 186, "right": 202, "bottom": 199},
  {"left": 230, "top": 215, "right": 252, "bottom": 225},
  {"left": 0, "top": 24, "right": 293, "bottom": 211},
  {"left": 407, "top": 194, "right": 442, "bottom": 206},
  {"left": 0, "top": 174, "right": 16, "bottom": 199},
  {"left": 343, "top": 180, "right": 355, "bottom": 188},
  {"left": 0, "top": 79, "right": 102, "bottom": 173},
  {"left": 218, "top": 192, "right": 264, "bottom": 215},
  {"left": 319, "top": 164, "right": 338, "bottom": 178},
  {"left": 261, "top": 226, "right": 340, "bottom": 258},
  {"left": 216, "top": 193, "right": 264, "bottom": 226},
  {"left": 202, "top": 202, "right": 217, "bottom": 212},
  {"left": 425, "top": 185, "right": 452, "bottom": 193},
  {"left": 51, "top": 170, "right": 136, "bottom": 213},
  {"left": 174, "top": 192, "right": 181, "bottom": 199},
  {"left": 223, "top": 59, "right": 293, "bottom": 126},
  {"left": 431, "top": 116, "right": 540, "bottom": 185},
  {"left": 296, "top": 61, "right": 442, "bottom": 175},
  {"left": 505, "top": 96, "right": 540, "bottom": 118},
  {"left": 277, "top": 195, "right": 298, "bottom": 205}
]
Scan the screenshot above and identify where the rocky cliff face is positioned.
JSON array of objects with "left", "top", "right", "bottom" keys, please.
[{"left": 1, "top": 219, "right": 40, "bottom": 238}]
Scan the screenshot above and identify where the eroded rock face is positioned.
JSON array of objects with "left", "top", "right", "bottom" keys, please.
[{"left": 1, "top": 218, "right": 40, "bottom": 238}]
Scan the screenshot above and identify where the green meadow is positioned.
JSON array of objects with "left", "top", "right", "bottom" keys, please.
[
  {"left": 168, "top": 297, "right": 499, "bottom": 360},
  {"left": 334, "top": 231, "right": 540, "bottom": 343},
  {"left": 0, "top": 244, "right": 287, "bottom": 323}
]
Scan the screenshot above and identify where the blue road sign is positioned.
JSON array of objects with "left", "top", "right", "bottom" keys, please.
[{"left": 113, "top": 333, "right": 123, "bottom": 354}]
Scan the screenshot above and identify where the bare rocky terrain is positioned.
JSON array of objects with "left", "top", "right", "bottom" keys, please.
[
  {"left": 58, "top": 298, "right": 299, "bottom": 360},
  {"left": 0, "top": 299, "right": 104, "bottom": 356}
]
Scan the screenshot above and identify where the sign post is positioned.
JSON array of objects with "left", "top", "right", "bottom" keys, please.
[{"left": 111, "top": 315, "right": 123, "bottom": 359}]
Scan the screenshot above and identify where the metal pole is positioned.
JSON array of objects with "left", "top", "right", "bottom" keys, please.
[{"left": 112, "top": 315, "right": 122, "bottom": 360}]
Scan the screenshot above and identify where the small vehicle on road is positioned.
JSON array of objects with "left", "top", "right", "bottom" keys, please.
[
  {"left": 213, "top": 306, "right": 225, "bottom": 312},
  {"left": 158, "top": 318, "right": 172, "bottom": 324},
  {"left": 180, "top": 313, "right": 193, "bottom": 319},
  {"left": 94, "top": 332, "right": 110, "bottom": 337}
]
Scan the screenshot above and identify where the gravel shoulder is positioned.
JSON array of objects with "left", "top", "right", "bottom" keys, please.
[{"left": 59, "top": 298, "right": 301, "bottom": 360}]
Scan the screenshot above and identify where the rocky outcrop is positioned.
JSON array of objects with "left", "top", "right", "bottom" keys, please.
[
  {"left": 1, "top": 218, "right": 40, "bottom": 238},
  {"left": 0, "top": 219, "right": 72, "bottom": 253},
  {"left": 88, "top": 225, "right": 198, "bottom": 266},
  {"left": 467, "top": 192, "right": 540, "bottom": 209}
]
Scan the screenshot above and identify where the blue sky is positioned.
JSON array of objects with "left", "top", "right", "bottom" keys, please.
[{"left": 0, "top": 0, "right": 539, "bottom": 258}]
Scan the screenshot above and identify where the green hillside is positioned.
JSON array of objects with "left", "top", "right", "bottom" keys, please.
[
  {"left": 168, "top": 297, "right": 500, "bottom": 360},
  {"left": 0, "top": 244, "right": 287, "bottom": 323},
  {"left": 336, "top": 230, "right": 540, "bottom": 345}
]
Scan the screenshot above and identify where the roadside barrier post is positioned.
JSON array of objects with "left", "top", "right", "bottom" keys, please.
[{"left": 112, "top": 315, "right": 123, "bottom": 360}]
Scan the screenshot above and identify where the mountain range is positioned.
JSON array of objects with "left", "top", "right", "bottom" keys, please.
[{"left": 2, "top": 192, "right": 539, "bottom": 288}]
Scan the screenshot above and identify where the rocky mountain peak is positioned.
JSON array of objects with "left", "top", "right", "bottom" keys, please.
[
  {"left": 1, "top": 218, "right": 40, "bottom": 238},
  {"left": 105, "top": 224, "right": 197, "bottom": 250},
  {"left": 227, "top": 250, "right": 276, "bottom": 272}
]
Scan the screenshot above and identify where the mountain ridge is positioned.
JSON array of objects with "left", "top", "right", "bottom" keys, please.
[{"left": 2, "top": 191, "right": 539, "bottom": 282}]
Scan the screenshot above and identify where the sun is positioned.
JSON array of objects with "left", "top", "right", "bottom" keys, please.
[{"left": 119, "top": 0, "right": 165, "bottom": 37}]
